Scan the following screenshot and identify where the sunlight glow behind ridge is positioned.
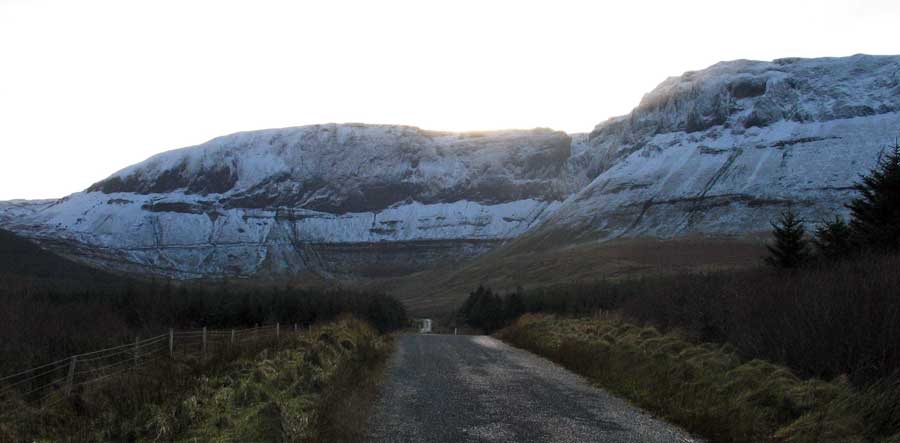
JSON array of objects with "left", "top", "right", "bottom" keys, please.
[{"left": 1, "top": 0, "right": 899, "bottom": 199}]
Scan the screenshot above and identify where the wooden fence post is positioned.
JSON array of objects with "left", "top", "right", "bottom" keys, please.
[
  {"left": 65, "top": 356, "right": 77, "bottom": 396},
  {"left": 293, "top": 323, "right": 297, "bottom": 334},
  {"left": 202, "top": 327, "right": 207, "bottom": 359},
  {"left": 231, "top": 329, "right": 235, "bottom": 346},
  {"left": 133, "top": 336, "right": 139, "bottom": 367},
  {"left": 276, "top": 323, "right": 280, "bottom": 339},
  {"left": 169, "top": 329, "right": 174, "bottom": 359}
]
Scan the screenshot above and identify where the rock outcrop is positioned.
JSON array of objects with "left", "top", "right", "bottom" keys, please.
[{"left": 526, "top": 54, "right": 900, "bottom": 244}]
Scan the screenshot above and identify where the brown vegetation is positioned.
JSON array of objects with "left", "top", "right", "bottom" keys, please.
[
  {"left": 499, "top": 315, "right": 900, "bottom": 442},
  {"left": 384, "top": 235, "right": 766, "bottom": 316},
  {"left": 468, "top": 252, "right": 900, "bottom": 385},
  {"left": 0, "top": 317, "right": 390, "bottom": 442}
]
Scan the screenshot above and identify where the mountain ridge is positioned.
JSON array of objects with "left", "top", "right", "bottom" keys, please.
[{"left": 2, "top": 54, "right": 899, "bottom": 283}]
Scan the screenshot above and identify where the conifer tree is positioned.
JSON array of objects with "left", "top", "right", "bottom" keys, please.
[
  {"left": 504, "top": 288, "right": 526, "bottom": 322},
  {"left": 458, "top": 286, "right": 505, "bottom": 332},
  {"left": 765, "top": 207, "right": 809, "bottom": 269},
  {"left": 847, "top": 143, "right": 900, "bottom": 252},
  {"left": 813, "top": 216, "right": 853, "bottom": 260},
  {"left": 457, "top": 286, "right": 484, "bottom": 321}
]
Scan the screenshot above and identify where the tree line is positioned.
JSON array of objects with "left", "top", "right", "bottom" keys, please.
[
  {"left": 0, "top": 278, "right": 409, "bottom": 374},
  {"left": 766, "top": 142, "right": 900, "bottom": 267},
  {"left": 456, "top": 285, "right": 525, "bottom": 333}
]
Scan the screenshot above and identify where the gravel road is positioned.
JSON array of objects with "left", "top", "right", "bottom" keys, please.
[{"left": 367, "top": 334, "right": 699, "bottom": 443}]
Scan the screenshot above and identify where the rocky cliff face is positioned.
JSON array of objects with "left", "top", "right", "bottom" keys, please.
[
  {"left": 0, "top": 125, "right": 576, "bottom": 278},
  {"left": 2, "top": 55, "right": 899, "bottom": 279},
  {"left": 525, "top": 54, "right": 900, "bottom": 244}
]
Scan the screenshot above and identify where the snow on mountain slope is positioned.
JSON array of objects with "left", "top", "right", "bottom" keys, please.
[
  {"left": 2, "top": 54, "right": 898, "bottom": 280},
  {"left": 86, "top": 124, "right": 574, "bottom": 211},
  {"left": 0, "top": 125, "right": 574, "bottom": 278},
  {"left": 526, "top": 54, "right": 900, "bottom": 244}
]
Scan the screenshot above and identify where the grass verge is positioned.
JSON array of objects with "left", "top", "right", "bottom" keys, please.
[
  {"left": 0, "top": 317, "right": 391, "bottom": 443},
  {"left": 497, "top": 314, "right": 900, "bottom": 442}
]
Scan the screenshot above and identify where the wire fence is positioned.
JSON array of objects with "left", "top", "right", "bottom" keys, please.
[{"left": 0, "top": 322, "right": 310, "bottom": 415}]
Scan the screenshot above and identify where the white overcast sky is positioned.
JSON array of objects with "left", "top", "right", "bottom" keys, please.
[{"left": 1, "top": 0, "right": 899, "bottom": 200}]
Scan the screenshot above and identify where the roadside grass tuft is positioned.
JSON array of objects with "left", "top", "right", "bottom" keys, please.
[
  {"left": 498, "top": 314, "right": 900, "bottom": 442},
  {"left": 0, "top": 317, "right": 391, "bottom": 443}
]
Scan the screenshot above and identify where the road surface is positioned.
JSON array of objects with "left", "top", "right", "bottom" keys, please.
[{"left": 367, "top": 334, "right": 699, "bottom": 442}]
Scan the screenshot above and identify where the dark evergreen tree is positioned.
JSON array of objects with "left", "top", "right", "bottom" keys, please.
[
  {"left": 366, "top": 294, "right": 408, "bottom": 333},
  {"left": 458, "top": 285, "right": 486, "bottom": 322},
  {"left": 458, "top": 286, "right": 505, "bottom": 332},
  {"left": 475, "top": 288, "right": 504, "bottom": 332},
  {"left": 504, "top": 288, "right": 526, "bottom": 322},
  {"left": 813, "top": 216, "right": 853, "bottom": 260},
  {"left": 847, "top": 143, "right": 900, "bottom": 252},
  {"left": 765, "top": 208, "right": 809, "bottom": 269}
]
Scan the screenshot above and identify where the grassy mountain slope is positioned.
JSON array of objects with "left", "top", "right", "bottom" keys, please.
[
  {"left": 381, "top": 234, "right": 767, "bottom": 316},
  {"left": 0, "top": 228, "right": 128, "bottom": 289}
]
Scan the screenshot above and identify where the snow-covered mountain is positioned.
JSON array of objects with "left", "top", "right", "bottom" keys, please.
[
  {"left": 2, "top": 54, "right": 899, "bottom": 279},
  {"left": 0, "top": 125, "right": 577, "bottom": 278},
  {"left": 525, "top": 54, "right": 900, "bottom": 244}
]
